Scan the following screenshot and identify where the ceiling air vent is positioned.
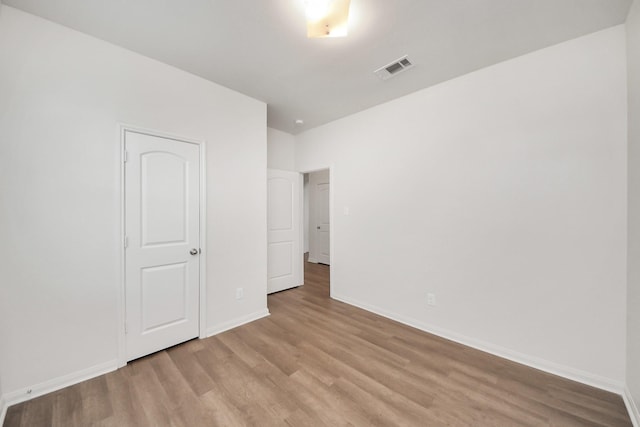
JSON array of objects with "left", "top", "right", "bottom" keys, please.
[{"left": 374, "top": 55, "right": 414, "bottom": 80}]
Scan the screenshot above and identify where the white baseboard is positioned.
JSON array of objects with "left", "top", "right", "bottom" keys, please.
[
  {"left": 0, "top": 394, "right": 7, "bottom": 426},
  {"left": 307, "top": 257, "right": 319, "bottom": 264},
  {"left": 624, "top": 386, "right": 640, "bottom": 427},
  {"left": 331, "top": 293, "right": 624, "bottom": 394},
  {"left": 2, "top": 359, "right": 118, "bottom": 412},
  {"left": 206, "top": 309, "right": 270, "bottom": 337},
  {"left": 0, "top": 309, "right": 270, "bottom": 424}
]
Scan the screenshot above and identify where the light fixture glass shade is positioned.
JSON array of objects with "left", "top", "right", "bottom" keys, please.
[{"left": 306, "top": 0, "right": 351, "bottom": 38}]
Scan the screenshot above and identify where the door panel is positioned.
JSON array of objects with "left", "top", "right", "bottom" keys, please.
[
  {"left": 141, "top": 262, "right": 188, "bottom": 332},
  {"left": 268, "top": 242, "right": 293, "bottom": 279},
  {"left": 141, "top": 152, "right": 188, "bottom": 246},
  {"left": 125, "top": 130, "right": 200, "bottom": 361},
  {"left": 268, "top": 178, "right": 293, "bottom": 230},
  {"left": 267, "top": 170, "right": 303, "bottom": 294}
]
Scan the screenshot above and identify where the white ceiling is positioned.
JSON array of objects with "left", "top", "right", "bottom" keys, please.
[{"left": 4, "top": 0, "right": 632, "bottom": 134}]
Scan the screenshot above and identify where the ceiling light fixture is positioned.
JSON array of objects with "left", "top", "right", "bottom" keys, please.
[{"left": 306, "top": 0, "right": 351, "bottom": 38}]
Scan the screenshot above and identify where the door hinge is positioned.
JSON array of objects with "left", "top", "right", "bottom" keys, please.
[
  {"left": 124, "top": 236, "right": 129, "bottom": 249},
  {"left": 123, "top": 150, "right": 128, "bottom": 163},
  {"left": 124, "top": 322, "right": 128, "bottom": 334}
]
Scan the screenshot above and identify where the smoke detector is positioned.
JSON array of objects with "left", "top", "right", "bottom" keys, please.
[{"left": 374, "top": 55, "right": 414, "bottom": 80}]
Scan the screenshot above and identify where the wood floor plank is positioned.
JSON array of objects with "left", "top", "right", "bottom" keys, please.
[
  {"left": 102, "top": 367, "right": 150, "bottom": 427},
  {"left": 3, "top": 256, "right": 632, "bottom": 426}
]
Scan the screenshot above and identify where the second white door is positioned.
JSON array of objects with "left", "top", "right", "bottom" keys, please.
[{"left": 124, "top": 130, "right": 201, "bottom": 361}]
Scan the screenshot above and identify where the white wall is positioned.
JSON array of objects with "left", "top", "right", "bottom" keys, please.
[
  {"left": 296, "top": 26, "right": 627, "bottom": 388},
  {"left": 0, "top": 5, "right": 267, "bottom": 399},
  {"left": 627, "top": 0, "right": 640, "bottom": 419},
  {"left": 267, "top": 127, "right": 295, "bottom": 171}
]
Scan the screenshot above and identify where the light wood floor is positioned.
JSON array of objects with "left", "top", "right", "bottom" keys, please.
[{"left": 4, "top": 259, "right": 632, "bottom": 426}]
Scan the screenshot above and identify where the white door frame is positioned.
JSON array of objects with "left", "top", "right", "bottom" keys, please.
[
  {"left": 117, "top": 124, "right": 207, "bottom": 368},
  {"left": 300, "top": 165, "right": 334, "bottom": 298}
]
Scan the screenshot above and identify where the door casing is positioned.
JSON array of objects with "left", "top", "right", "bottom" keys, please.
[{"left": 117, "top": 124, "right": 207, "bottom": 368}]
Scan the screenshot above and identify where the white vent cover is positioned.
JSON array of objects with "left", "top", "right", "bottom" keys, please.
[{"left": 374, "top": 55, "right": 414, "bottom": 80}]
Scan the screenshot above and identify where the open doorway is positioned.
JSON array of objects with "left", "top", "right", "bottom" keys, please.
[
  {"left": 307, "top": 169, "right": 331, "bottom": 265},
  {"left": 305, "top": 169, "right": 330, "bottom": 265},
  {"left": 303, "top": 169, "right": 331, "bottom": 294}
]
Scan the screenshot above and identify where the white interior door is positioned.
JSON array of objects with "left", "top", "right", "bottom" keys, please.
[
  {"left": 309, "top": 170, "right": 330, "bottom": 265},
  {"left": 267, "top": 169, "right": 303, "bottom": 294},
  {"left": 124, "top": 130, "right": 200, "bottom": 361}
]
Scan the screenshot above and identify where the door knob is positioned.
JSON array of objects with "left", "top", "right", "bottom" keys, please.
[
  {"left": 190, "top": 248, "right": 199, "bottom": 256},
  {"left": 317, "top": 226, "right": 320, "bottom": 229}
]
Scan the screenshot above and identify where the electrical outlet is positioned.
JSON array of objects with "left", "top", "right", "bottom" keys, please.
[
  {"left": 236, "top": 288, "right": 244, "bottom": 300},
  {"left": 427, "top": 293, "right": 436, "bottom": 306}
]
